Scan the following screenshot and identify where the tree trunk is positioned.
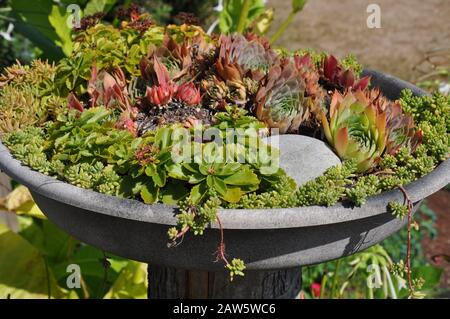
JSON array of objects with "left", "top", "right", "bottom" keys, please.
[{"left": 147, "top": 265, "right": 302, "bottom": 299}]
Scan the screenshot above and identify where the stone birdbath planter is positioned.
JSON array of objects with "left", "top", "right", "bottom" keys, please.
[{"left": 0, "top": 20, "right": 449, "bottom": 299}]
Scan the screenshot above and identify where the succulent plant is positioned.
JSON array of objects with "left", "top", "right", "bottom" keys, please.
[
  {"left": 146, "top": 84, "right": 177, "bottom": 106},
  {"left": 175, "top": 82, "right": 201, "bottom": 106},
  {"left": 87, "top": 64, "right": 132, "bottom": 112},
  {"left": 201, "top": 75, "right": 229, "bottom": 110},
  {"left": 294, "top": 54, "right": 327, "bottom": 120},
  {"left": 143, "top": 55, "right": 178, "bottom": 106},
  {"left": 202, "top": 34, "right": 277, "bottom": 109},
  {"left": 215, "top": 58, "right": 247, "bottom": 106},
  {"left": 167, "top": 158, "right": 260, "bottom": 204},
  {"left": 320, "top": 90, "right": 387, "bottom": 172},
  {"left": 0, "top": 61, "right": 58, "bottom": 134},
  {"left": 67, "top": 93, "right": 84, "bottom": 113},
  {"left": 363, "top": 89, "right": 422, "bottom": 155},
  {"left": 255, "top": 58, "right": 307, "bottom": 134},
  {"left": 218, "top": 34, "right": 276, "bottom": 75},
  {"left": 320, "top": 55, "right": 371, "bottom": 93}
]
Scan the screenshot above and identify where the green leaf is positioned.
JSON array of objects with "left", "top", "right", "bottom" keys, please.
[
  {"left": 213, "top": 177, "right": 228, "bottom": 196},
  {"left": 48, "top": 5, "right": 73, "bottom": 56},
  {"left": 221, "top": 187, "right": 243, "bottom": 203},
  {"left": 219, "top": 0, "right": 266, "bottom": 34},
  {"left": 223, "top": 167, "right": 259, "bottom": 186},
  {"left": 190, "top": 182, "right": 208, "bottom": 204},
  {"left": 199, "top": 164, "right": 211, "bottom": 176},
  {"left": 152, "top": 169, "right": 167, "bottom": 188},
  {"left": 158, "top": 150, "right": 172, "bottom": 164},
  {"left": 206, "top": 175, "right": 215, "bottom": 189},
  {"left": 0, "top": 223, "right": 73, "bottom": 299},
  {"left": 84, "top": 0, "right": 118, "bottom": 16},
  {"left": 215, "top": 163, "right": 242, "bottom": 176},
  {"left": 140, "top": 183, "right": 159, "bottom": 204},
  {"left": 145, "top": 164, "right": 156, "bottom": 177},
  {"left": 155, "top": 127, "right": 172, "bottom": 149},
  {"left": 161, "top": 182, "right": 188, "bottom": 205},
  {"left": 103, "top": 261, "right": 147, "bottom": 299},
  {"left": 54, "top": 245, "right": 121, "bottom": 299},
  {"left": 9, "top": 0, "right": 64, "bottom": 60},
  {"left": 292, "top": 0, "right": 308, "bottom": 13},
  {"left": 412, "top": 266, "right": 443, "bottom": 290},
  {"left": 183, "top": 163, "right": 200, "bottom": 174},
  {"left": 0, "top": 186, "right": 46, "bottom": 219},
  {"left": 166, "top": 164, "right": 189, "bottom": 181},
  {"left": 188, "top": 173, "right": 206, "bottom": 184}
]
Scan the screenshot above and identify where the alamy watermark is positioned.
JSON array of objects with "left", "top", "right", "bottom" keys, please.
[
  {"left": 367, "top": 4, "right": 382, "bottom": 29},
  {"left": 66, "top": 4, "right": 82, "bottom": 29},
  {"left": 66, "top": 264, "right": 81, "bottom": 289}
]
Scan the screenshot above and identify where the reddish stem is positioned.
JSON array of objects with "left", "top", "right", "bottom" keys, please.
[
  {"left": 399, "top": 185, "right": 413, "bottom": 292},
  {"left": 176, "top": 226, "right": 190, "bottom": 240},
  {"left": 373, "top": 170, "right": 395, "bottom": 176},
  {"left": 168, "top": 226, "right": 190, "bottom": 248},
  {"left": 215, "top": 215, "right": 230, "bottom": 267}
]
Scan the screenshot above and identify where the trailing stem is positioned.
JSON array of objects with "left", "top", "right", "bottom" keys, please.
[
  {"left": 215, "top": 215, "right": 229, "bottom": 266},
  {"left": 398, "top": 185, "right": 413, "bottom": 294}
]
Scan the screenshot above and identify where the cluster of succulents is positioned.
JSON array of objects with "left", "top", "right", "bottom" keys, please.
[{"left": 1, "top": 15, "right": 449, "bottom": 279}]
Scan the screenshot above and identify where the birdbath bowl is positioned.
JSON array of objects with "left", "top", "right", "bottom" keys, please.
[{"left": 0, "top": 70, "right": 449, "bottom": 299}]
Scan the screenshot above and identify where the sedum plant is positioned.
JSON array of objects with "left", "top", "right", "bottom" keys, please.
[{"left": 0, "top": 61, "right": 63, "bottom": 134}]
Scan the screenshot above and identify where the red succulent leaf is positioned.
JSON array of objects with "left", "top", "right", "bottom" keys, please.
[
  {"left": 216, "top": 58, "right": 242, "bottom": 83},
  {"left": 87, "top": 63, "right": 131, "bottom": 112},
  {"left": 116, "top": 113, "right": 137, "bottom": 136},
  {"left": 176, "top": 82, "right": 201, "bottom": 106},
  {"left": 294, "top": 54, "right": 313, "bottom": 70},
  {"left": 339, "top": 69, "right": 355, "bottom": 89},
  {"left": 354, "top": 76, "right": 371, "bottom": 91},
  {"left": 68, "top": 93, "right": 84, "bottom": 112},
  {"left": 87, "top": 63, "right": 100, "bottom": 107},
  {"left": 323, "top": 55, "right": 339, "bottom": 80},
  {"left": 146, "top": 83, "right": 176, "bottom": 106},
  {"left": 153, "top": 56, "right": 171, "bottom": 86},
  {"left": 335, "top": 127, "right": 349, "bottom": 156},
  {"left": 244, "top": 32, "right": 271, "bottom": 50},
  {"left": 321, "top": 55, "right": 370, "bottom": 93},
  {"left": 140, "top": 58, "right": 152, "bottom": 82},
  {"left": 140, "top": 55, "right": 172, "bottom": 86}
]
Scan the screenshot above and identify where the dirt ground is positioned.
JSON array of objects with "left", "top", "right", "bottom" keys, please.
[
  {"left": 270, "top": 0, "right": 450, "bottom": 288},
  {"left": 422, "top": 191, "right": 450, "bottom": 289},
  {"left": 268, "top": 0, "right": 450, "bottom": 81}
]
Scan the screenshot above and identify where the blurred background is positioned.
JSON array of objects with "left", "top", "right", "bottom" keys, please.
[{"left": 0, "top": 0, "right": 449, "bottom": 299}]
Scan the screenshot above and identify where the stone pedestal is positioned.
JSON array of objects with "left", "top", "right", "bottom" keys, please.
[{"left": 148, "top": 265, "right": 302, "bottom": 299}]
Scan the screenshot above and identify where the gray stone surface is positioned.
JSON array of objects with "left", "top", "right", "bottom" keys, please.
[
  {"left": 0, "top": 70, "right": 448, "bottom": 272},
  {"left": 263, "top": 134, "right": 341, "bottom": 187}
]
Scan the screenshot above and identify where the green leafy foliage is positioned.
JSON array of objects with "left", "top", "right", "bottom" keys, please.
[
  {"left": 55, "top": 24, "right": 164, "bottom": 96},
  {"left": 0, "top": 189, "right": 147, "bottom": 299},
  {"left": 219, "top": 0, "right": 266, "bottom": 34},
  {"left": 0, "top": 223, "right": 74, "bottom": 299}
]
